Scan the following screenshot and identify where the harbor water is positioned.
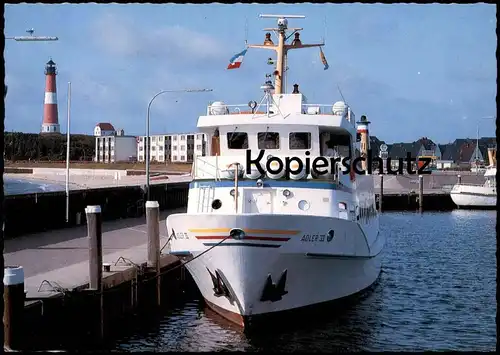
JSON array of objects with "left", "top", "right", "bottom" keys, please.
[
  {"left": 3, "top": 177, "right": 64, "bottom": 195},
  {"left": 108, "top": 211, "right": 496, "bottom": 352}
]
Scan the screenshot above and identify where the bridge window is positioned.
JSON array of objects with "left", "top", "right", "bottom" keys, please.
[
  {"left": 289, "top": 132, "right": 311, "bottom": 150},
  {"left": 258, "top": 132, "right": 280, "bottom": 149},
  {"left": 227, "top": 132, "right": 248, "bottom": 149}
]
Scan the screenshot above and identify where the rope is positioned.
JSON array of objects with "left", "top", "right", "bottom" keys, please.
[{"left": 144, "top": 233, "right": 234, "bottom": 281}]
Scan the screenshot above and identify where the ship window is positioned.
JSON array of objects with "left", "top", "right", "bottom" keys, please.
[
  {"left": 227, "top": 132, "right": 248, "bottom": 149},
  {"left": 258, "top": 132, "right": 280, "bottom": 149},
  {"left": 289, "top": 132, "right": 311, "bottom": 150}
]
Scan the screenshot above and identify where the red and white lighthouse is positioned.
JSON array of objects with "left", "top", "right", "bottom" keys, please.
[{"left": 41, "top": 59, "right": 60, "bottom": 134}]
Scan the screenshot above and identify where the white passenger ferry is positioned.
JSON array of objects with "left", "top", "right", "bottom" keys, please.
[{"left": 166, "top": 14, "right": 384, "bottom": 328}]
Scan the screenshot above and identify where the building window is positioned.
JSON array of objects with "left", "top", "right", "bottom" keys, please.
[
  {"left": 181, "top": 156, "right": 186, "bottom": 161},
  {"left": 140, "top": 137, "right": 144, "bottom": 142},
  {"left": 181, "top": 136, "right": 186, "bottom": 140},
  {"left": 289, "top": 132, "right": 311, "bottom": 150},
  {"left": 173, "top": 156, "right": 177, "bottom": 161},
  {"left": 159, "top": 136, "right": 164, "bottom": 141},
  {"left": 173, "top": 136, "right": 177, "bottom": 141},
  {"left": 258, "top": 132, "right": 280, "bottom": 149},
  {"left": 151, "top": 146, "right": 156, "bottom": 151},
  {"left": 188, "top": 154, "right": 193, "bottom": 161},
  {"left": 196, "top": 144, "right": 202, "bottom": 150},
  {"left": 173, "top": 145, "right": 177, "bottom": 150},
  {"left": 139, "top": 146, "right": 143, "bottom": 151},
  {"left": 181, "top": 146, "right": 185, "bottom": 151},
  {"left": 197, "top": 134, "right": 203, "bottom": 139},
  {"left": 159, "top": 146, "right": 163, "bottom": 151},
  {"left": 152, "top": 136, "right": 156, "bottom": 142},
  {"left": 227, "top": 132, "right": 248, "bottom": 149}
]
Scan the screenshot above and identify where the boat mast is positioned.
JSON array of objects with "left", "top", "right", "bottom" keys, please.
[{"left": 247, "top": 14, "right": 324, "bottom": 95}]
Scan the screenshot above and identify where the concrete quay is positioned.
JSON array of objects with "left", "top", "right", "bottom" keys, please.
[
  {"left": 3, "top": 206, "right": 194, "bottom": 351},
  {"left": 5, "top": 170, "right": 192, "bottom": 191}
]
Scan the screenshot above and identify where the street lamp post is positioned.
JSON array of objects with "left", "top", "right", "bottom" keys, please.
[
  {"left": 66, "top": 82, "right": 71, "bottom": 223},
  {"left": 145, "top": 88, "right": 213, "bottom": 201},
  {"left": 5, "top": 28, "right": 58, "bottom": 42}
]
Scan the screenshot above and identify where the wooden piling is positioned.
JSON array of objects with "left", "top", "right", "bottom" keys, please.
[
  {"left": 379, "top": 174, "right": 384, "bottom": 213},
  {"left": 3, "top": 266, "right": 25, "bottom": 351},
  {"left": 146, "top": 200, "right": 161, "bottom": 307},
  {"left": 418, "top": 175, "right": 424, "bottom": 213},
  {"left": 85, "top": 205, "right": 104, "bottom": 340}
]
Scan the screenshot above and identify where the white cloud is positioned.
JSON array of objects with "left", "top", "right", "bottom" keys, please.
[{"left": 91, "top": 12, "right": 225, "bottom": 61}]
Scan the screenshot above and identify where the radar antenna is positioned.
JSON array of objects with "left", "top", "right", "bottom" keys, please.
[{"left": 246, "top": 14, "right": 324, "bottom": 95}]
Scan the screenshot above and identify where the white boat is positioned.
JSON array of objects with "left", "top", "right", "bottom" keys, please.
[
  {"left": 451, "top": 148, "right": 497, "bottom": 208},
  {"left": 165, "top": 14, "right": 384, "bottom": 328}
]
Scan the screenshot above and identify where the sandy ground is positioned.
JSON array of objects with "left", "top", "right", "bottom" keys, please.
[{"left": 5, "top": 172, "right": 193, "bottom": 191}]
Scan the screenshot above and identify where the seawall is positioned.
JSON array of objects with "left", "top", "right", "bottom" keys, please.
[
  {"left": 4, "top": 182, "right": 188, "bottom": 238},
  {"left": 3, "top": 172, "right": 487, "bottom": 238}
]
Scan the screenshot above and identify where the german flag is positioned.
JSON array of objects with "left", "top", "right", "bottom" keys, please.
[{"left": 319, "top": 47, "right": 329, "bottom": 70}]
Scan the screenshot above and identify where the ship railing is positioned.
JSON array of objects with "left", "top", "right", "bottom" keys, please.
[
  {"left": 193, "top": 155, "right": 350, "bottom": 184},
  {"left": 205, "top": 103, "right": 354, "bottom": 122}
]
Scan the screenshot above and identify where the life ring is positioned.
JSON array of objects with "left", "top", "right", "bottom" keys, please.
[{"left": 226, "top": 162, "right": 241, "bottom": 170}]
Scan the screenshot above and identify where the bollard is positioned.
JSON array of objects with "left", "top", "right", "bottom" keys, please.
[
  {"left": 418, "top": 175, "right": 424, "bottom": 213},
  {"left": 86, "top": 206, "right": 103, "bottom": 290},
  {"left": 146, "top": 201, "right": 161, "bottom": 307},
  {"left": 3, "top": 266, "right": 25, "bottom": 351},
  {"left": 85, "top": 205, "right": 104, "bottom": 340},
  {"left": 457, "top": 174, "right": 461, "bottom": 185},
  {"left": 379, "top": 174, "right": 384, "bottom": 213}
]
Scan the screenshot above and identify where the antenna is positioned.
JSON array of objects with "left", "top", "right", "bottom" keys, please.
[
  {"left": 244, "top": 17, "right": 248, "bottom": 44},
  {"left": 337, "top": 84, "right": 348, "bottom": 105},
  {"left": 323, "top": 16, "right": 327, "bottom": 44}
]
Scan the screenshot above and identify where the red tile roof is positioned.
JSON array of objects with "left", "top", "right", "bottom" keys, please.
[{"left": 96, "top": 123, "right": 115, "bottom": 131}]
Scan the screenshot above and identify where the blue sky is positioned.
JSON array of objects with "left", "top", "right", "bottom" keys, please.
[{"left": 4, "top": 3, "right": 497, "bottom": 143}]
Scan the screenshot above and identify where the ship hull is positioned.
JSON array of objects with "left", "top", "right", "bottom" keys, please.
[
  {"left": 450, "top": 185, "right": 496, "bottom": 208},
  {"left": 166, "top": 213, "right": 383, "bottom": 328}
]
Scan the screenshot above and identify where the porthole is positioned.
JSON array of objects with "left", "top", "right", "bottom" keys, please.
[
  {"left": 298, "top": 200, "right": 310, "bottom": 211},
  {"left": 212, "top": 199, "right": 222, "bottom": 210}
]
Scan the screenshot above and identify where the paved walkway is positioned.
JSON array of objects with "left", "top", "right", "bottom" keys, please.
[
  {"left": 4, "top": 173, "right": 192, "bottom": 191},
  {"left": 4, "top": 207, "right": 185, "bottom": 297}
]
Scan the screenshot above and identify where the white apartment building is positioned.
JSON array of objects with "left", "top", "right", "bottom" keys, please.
[
  {"left": 95, "top": 134, "right": 138, "bottom": 163},
  {"left": 137, "top": 132, "right": 207, "bottom": 163}
]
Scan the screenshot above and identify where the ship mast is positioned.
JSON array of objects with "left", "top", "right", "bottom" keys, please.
[{"left": 246, "top": 14, "right": 325, "bottom": 95}]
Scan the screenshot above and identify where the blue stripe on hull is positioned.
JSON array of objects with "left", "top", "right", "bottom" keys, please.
[
  {"left": 190, "top": 179, "right": 342, "bottom": 190},
  {"left": 202, "top": 242, "right": 281, "bottom": 248}
]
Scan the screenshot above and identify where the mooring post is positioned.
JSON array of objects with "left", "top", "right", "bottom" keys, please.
[
  {"left": 146, "top": 201, "right": 161, "bottom": 307},
  {"left": 379, "top": 174, "right": 384, "bottom": 213},
  {"left": 418, "top": 175, "right": 424, "bottom": 213},
  {"left": 85, "top": 205, "right": 104, "bottom": 340},
  {"left": 3, "top": 266, "right": 25, "bottom": 351},
  {"left": 457, "top": 174, "right": 461, "bottom": 185}
]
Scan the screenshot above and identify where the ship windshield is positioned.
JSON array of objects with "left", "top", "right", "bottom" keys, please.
[
  {"left": 320, "top": 132, "right": 351, "bottom": 157},
  {"left": 289, "top": 132, "right": 311, "bottom": 150},
  {"left": 258, "top": 132, "right": 280, "bottom": 149},
  {"left": 227, "top": 132, "right": 248, "bottom": 149}
]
